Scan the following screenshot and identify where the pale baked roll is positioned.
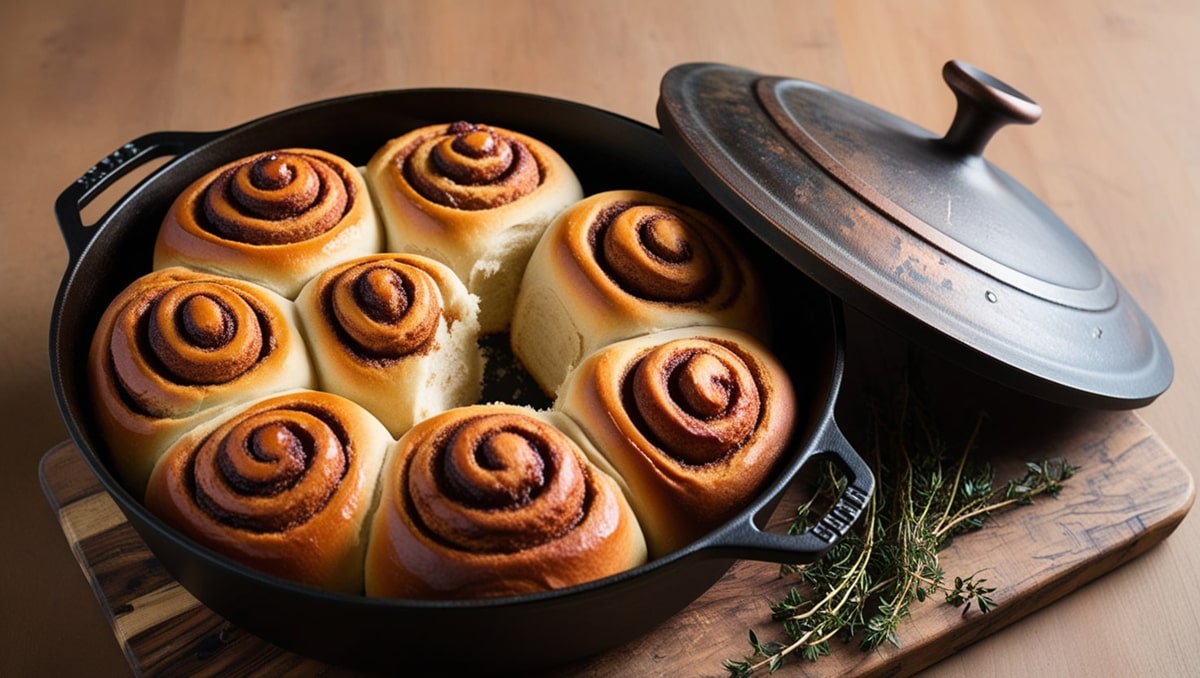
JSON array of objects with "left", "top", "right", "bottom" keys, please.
[
  {"left": 294, "top": 253, "right": 483, "bottom": 438},
  {"left": 155, "top": 148, "right": 381, "bottom": 299},
  {"left": 87, "top": 267, "right": 315, "bottom": 497},
  {"left": 366, "top": 121, "right": 583, "bottom": 333},
  {"left": 144, "top": 390, "right": 392, "bottom": 594},
  {"left": 554, "top": 327, "right": 796, "bottom": 557},
  {"left": 365, "top": 404, "right": 647, "bottom": 599},
  {"left": 510, "top": 190, "right": 769, "bottom": 397}
]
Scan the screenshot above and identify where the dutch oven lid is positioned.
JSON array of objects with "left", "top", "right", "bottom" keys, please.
[{"left": 656, "top": 61, "right": 1173, "bottom": 409}]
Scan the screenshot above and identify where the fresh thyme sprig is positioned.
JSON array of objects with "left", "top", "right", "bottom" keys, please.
[{"left": 724, "top": 378, "right": 1078, "bottom": 677}]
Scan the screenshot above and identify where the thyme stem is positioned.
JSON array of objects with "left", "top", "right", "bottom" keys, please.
[{"left": 723, "top": 376, "right": 1079, "bottom": 677}]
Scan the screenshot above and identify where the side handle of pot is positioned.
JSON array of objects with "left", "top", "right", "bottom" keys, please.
[
  {"left": 708, "top": 417, "right": 874, "bottom": 564},
  {"left": 54, "top": 131, "right": 220, "bottom": 260}
]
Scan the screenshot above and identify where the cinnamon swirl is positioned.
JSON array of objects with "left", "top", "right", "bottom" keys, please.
[
  {"left": 364, "top": 404, "right": 646, "bottom": 599},
  {"left": 553, "top": 327, "right": 795, "bottom": 557},
  {"left": 154, "top": 148, "right": 381, "bottom": 298},
  {"left": 87, "top": 267, "right": 314, "bottom": 497},
  {"left": 294, "top": 253, "right": 483, "bottom": 437},
  {"left": 366, "top": 122, "right": 583, "bottom": 333},
  {"left": 144, "top": 390, "right": 392, "bottom": 594}
]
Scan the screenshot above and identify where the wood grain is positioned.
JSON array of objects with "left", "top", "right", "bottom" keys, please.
[{"left": 7, "top": 1, "right": 1200, "bottom": 676}]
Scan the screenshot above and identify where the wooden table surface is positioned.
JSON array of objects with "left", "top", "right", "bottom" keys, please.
[{"left": 3, "top": 1, "right": 1198, "bottom": 676}]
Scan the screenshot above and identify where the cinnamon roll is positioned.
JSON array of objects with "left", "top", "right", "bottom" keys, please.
[
  {"left": 87, "top": 267, "right": 314, "bottom": 497},
  {"left": 366, "top": 122, "right": 583, "bottom": 333},
  {"left": 144, "top": 390, "right": 392, "bottom": 594},
  {"left": 154, "top": 148, "right": 381, "bottom": 298},
  {"left": 510, "top": 190, "right": 769, "bottom": 397},
  {"left": 294, "top": 253, "right": 483, "bottom": 438},
  {"left": 364, "top": 404, "right": 647, "bottom": 599},
  {"left": 553, "top": 327, "right": 795, "bottom": 557}
]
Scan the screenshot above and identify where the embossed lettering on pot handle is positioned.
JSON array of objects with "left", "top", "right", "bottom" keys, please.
[
  {"left": 54, "top": 130, "right": 221, "bottom": 260},
  {"left": 703, "top": 416, "right": 875, "bottom": 564}
]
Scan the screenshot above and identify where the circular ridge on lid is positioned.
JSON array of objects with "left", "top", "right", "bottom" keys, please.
[{"left": 656, "top": 61, "right": 1172, "bottom": 409}]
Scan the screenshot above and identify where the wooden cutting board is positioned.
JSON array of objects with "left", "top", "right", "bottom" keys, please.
[{"left": 40, "top": 391, "right": 1193, "bottom": 677}]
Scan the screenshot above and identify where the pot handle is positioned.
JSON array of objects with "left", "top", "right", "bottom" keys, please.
[
  {"left": 706, "top": 417, "right": 874, "bottom": 563},
  {"left": 54, "top": 130, "right": 220, "bottom": 260}
]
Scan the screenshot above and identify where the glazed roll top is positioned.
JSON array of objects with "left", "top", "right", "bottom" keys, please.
[
  {"left": 510, "top": 190, "right": 769, "bottom": 397},
  {"left": 155, "top": 148, "right": 382, "bottom": 299},
  {"left": 366, "top": 122, "right": 583, "bottom": 333},
  {"left": 554, "top": 327, "right": 796, "bottom": 557},
  {"left": 144, "top": 390, "right": 392, "bottom": 594},
  {"left": 87, "top": 267, "right": 315, "bottom": 497},
  {"left": 365, "top": 404, "right": 647, "bottom": 599},
  {"left": 294, "top": 253, "right": 483, "bottom": 438}
]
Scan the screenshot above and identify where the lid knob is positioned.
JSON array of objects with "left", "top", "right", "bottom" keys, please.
[{"left": 940, "top": 60, "right": 1043, "bottom": 157}]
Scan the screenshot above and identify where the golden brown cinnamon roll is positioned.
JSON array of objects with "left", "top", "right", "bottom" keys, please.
[
  {"left": 294, "top": 253, "right": 483, "bottom": 438},
  {"left": 87, "top": 267, "right": 314, "bottom": 497},
  {"left": 364, "top": 404, "right": 647, "bottom": 599},
  {"left": 154, "top": 148, "right": 381, "bottom": 298},
  {"left": 553, "top": 327, "right": 795, "bottom": 557},
  {"left": 510, "top": 190, "right": 769, "bottom": 397},
  {"left": 144, "top": 390, "right": 392, "bottom": 594},
  {"left": 366, "top": 122, "right": 583, "bottom": 333}
]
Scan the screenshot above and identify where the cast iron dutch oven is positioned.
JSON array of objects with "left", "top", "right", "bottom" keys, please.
[
  {"left": 49, "top": 60, "right": 1172, "bottom": 673},
  {"left": 49, "top": 77, "right": 874, "bottom": 672}
]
